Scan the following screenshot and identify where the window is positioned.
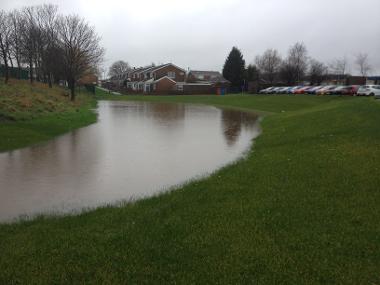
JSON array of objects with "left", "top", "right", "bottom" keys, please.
[{"left": 168, "top": 71, "right": 175, "bottom": 79}]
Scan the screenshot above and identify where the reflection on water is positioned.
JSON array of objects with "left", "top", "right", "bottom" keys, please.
[{"left": 0, "top": 101, "right": 260, "bottom": 222}]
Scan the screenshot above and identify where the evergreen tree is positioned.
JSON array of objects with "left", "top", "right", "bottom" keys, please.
[
  {"left": 222, "top": 47, "right": 246, "bottom": 91},
  {"left": 246, "top": 64, "right": 260, "bottom": 82}
]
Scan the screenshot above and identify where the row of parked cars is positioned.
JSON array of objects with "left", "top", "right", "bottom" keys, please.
[{"left": 259, "top": 85, "right": 380, "bottom": 97}]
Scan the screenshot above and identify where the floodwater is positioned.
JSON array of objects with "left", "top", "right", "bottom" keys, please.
[{"left": 0, "top": 101, "right": 260, "bottom": 222}]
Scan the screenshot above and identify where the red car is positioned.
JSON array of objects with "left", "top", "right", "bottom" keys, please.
[
  {"left": 294, "top": 86, "right": 312, "bottom": 94},
  {"left": 336, "top": 85, "right": 359, "bottom": 96}
]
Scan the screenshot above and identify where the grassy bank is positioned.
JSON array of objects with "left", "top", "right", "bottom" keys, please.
[
  {"left": 0, "top": 79, "right": 97, "bottom": 152},
  {"left": 1, "top": 92, "right": 380, "bottom": 284}
]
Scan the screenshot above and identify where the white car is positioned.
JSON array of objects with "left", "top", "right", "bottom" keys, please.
[{"left": 357, "top": 85, "right": 380, "bottom": 96}]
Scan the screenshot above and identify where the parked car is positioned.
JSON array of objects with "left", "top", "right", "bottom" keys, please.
[
  {"left": 270, "top": 87, "right": 284, "bottom": 94},
  {"left": 335, "top": 85, "right": 359, "bottom": 96},
  {"left": 306, "top": 86, "right": 323, "bottom": 94},
  {"left": 316, "top": 86, "right": 336, "bottom": 95},
  {"left": 329, "top": 86, "right": 345, "bottom": 95},
  {"left": 294, "top": 86, "right": 313, "bottom": 94},
  {"left": 276, "top": 87, "right": 291, "bottom": 94},
  {"left": 259, "top": 87, "right": 275, "bottom": 94},
  {"left": 357, "top": 85, "right": 380, "bottom": 96},
  {"left": 287, "top": 86, "right": 301, "bottom": 94}
]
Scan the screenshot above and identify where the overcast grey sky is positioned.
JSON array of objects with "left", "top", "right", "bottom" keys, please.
[{"left": 2, "top": 0, "right": 380, "bottom": 75}]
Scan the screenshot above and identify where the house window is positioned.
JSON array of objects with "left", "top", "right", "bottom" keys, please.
[{"left": 168, "top": 71, "right": 175, "bottom": 79}]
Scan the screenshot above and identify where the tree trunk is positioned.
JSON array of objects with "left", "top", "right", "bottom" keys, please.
[
  {"left": 16, "top": 57, "right": 21, "bottom": 79},
  {"left": 69, "top": 79, "right": 76, "bottom": 101},
  {"left": 29, "top": 57, "right": 34, "bottom": 84},
  {"left": 0, "top": 37, "right": 9, "bottom": 84},
  {"left": 48, "top": 73, "right": 52, "bottom": 88}
]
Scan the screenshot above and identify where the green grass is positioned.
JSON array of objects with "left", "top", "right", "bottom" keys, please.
[
  {"left": 1, "top": 90, "right": 380, "bottom": 284},
  {"left": 0, "top": 79, "right": 97, "bottom": 152}
]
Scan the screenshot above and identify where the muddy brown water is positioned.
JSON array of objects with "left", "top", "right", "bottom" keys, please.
[{"left": 0, "top": 101, "right": 260, "bottom": 222}]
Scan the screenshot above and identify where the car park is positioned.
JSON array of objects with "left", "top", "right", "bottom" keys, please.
[{"left": 357, "top": 85, "right": 380, "bottom": 96}]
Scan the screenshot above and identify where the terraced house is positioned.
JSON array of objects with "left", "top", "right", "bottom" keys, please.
[{"left": 127, "top": 63, "right": 186, "bottom": 93}]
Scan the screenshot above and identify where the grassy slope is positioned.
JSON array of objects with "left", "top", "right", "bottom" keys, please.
[
  {"left": 1, "top": 91, "right": 380, "bottom": 284},
  {"left": 0, "top": 79, "right": 97, "bottom": 152}
]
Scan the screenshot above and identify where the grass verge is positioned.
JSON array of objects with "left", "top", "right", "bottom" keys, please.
[
  {"left": 0, "top": 79, "right": 97, "bottom": 152},
  {"left": 1, "top": 90, "right": 379, "bottom": 284}
]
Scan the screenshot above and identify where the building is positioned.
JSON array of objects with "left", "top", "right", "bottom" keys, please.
[
  {"left": 126, "top": 63, "right": 186, "bottom": 93},
  {"left": 184, "top": 70, "right": 230, "bottom": 95},
  {"left": 367, "top": 76, "right": 380, "bottom": 85}
]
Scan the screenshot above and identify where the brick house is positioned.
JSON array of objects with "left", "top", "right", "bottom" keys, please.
[
  {"left": 127, "top": 63, "right": 186, "bottom": 93},
  {"left": 184, "top": 70, "right": 230, "bottom": 95}
]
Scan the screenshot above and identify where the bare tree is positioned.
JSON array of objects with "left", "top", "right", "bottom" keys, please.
[
  {"left": 255, "top": 49, "right": 281, "bottom": 84},
  {"left": 108, "top": 60, "right": 130, "bottom": 78},
  {"left": 329, "top": 57, "right": 348, "bottom": 76},
  {"left": 0, "top": 10, "right": 12, "bottom": 83},
  {"left": 57, "top": 15, "right": 104, "bottom": 101},
  {"left": 20, "top": 6, "right": 39, "bottom": 83},
  {"left": 36, "top": 4, "right": 59, "bottom": 87},
  {"left": 287, "top": 42, "right": 308, "bottom": 84},
  {"left": 309, "top": 59, "right": 328, "bottom": 85},
  {"left": 8, "top": 10, "right": 24, "bottom": 79},
  {"left": 355, "top": 53, "right": 371, "bottom": 77}
]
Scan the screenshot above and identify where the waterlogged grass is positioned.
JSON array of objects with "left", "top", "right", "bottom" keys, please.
[
  {"left": 1, "top": 92, "right": 380, "bottom": 284},
  {"left": 0, "top": 79, "right": 97, "bottom": 152}
]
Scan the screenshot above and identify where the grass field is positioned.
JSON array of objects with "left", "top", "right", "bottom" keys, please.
[
  {"left": 0, "top": 79, "right": 97, "bottom": 152},
  {"left": 1, "top": 89, "right": 380, "bottom": 284}
]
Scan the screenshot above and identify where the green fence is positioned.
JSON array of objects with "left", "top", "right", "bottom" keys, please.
[{"left": 0, "top": 65, "right": 29, "bottom": 80}]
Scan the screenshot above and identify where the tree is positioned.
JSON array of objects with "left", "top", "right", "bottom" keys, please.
[
  {"left": 286, "top": 42, "right": 308, "bottom": 84},
  {"left": 255, "top": 49, "right": 281, "bottom": 84},
  {"left": 309, "top": 59, "right": 328, "bottom": 85},
  {"left": 8, "top": 10, "right": 24, "bottom": 79},
  {"left": 57, "top": 15, "right": 104, "bottom": 101},
  {"left": 355, "top": 53, "right": 371, "bottom": 77},
  {"left": 222, "top": 46, "right": 246, "bottom": 91},
  {"left": 0, "top": 10, "right": 12, "bottom": 83},
  {"left": 108, "top": 60, "right": 130, "bottom": 78},
  {"left": 329, "top": 57, "right": 348, "bottom": 76},
  {"left": 246, "top": 64, "right": 260, "bottom": 82}
]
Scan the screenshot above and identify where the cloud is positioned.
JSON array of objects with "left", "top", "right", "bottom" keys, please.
[{"left": 1, "top": 0, "right": 380, "bottom": 74}]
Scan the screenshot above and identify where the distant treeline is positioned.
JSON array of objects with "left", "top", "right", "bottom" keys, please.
[
  {"left": 0, "top": 4, "right": 104, "bottom": 100},
  {"left": 222, "top": 43, "right": 372, "bottom": 90}
]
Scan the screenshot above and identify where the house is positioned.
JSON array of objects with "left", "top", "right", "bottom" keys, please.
[
  {"left": 367, "top": 76, "right": 380, "bottom": 85},
  {"left": 184, "top": 70, "right": 230, "bottom": 95},
  {"left": 127, "top": 63, "right": 186, "bottom": 93}
]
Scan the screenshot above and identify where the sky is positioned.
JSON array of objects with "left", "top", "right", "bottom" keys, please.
[{"left": 1, "top": 0, "right": 380, "bottom": 76}]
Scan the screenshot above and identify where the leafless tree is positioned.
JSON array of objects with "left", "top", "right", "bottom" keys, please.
[
  {"left": 36, "top": 4, "right": 59, "bottom": 87},
  {"left": 329, "top": 57, "right": 348, "bottom": 83},
  {"left": 8, "top": 10, "right": 24, "bottom": 79},
  {"left": 355, "top": 53, "right": 371, "bottom": 77},
  {"left": 329, "top": 57, "right": 348, "bottom": 76},
  {"left": 0, "top": 10, "right": 12, "bottom": 83},
  {"left": 286, "top": 42, "right": 308, "bottom": 84},
  {"left": 108, "top": 60, "right": 131, "bottom": 78},
  {"left": 255, "top": 49, "right": 282, "bottom": 84},
  {"left": 57, "top": 14, "right": 104, "bottom": 101},
  {"left": 309, "top": 59, "right": 328, "bottom": 85}
]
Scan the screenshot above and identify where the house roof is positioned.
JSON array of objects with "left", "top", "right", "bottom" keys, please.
[
  {"left": 189, "top": 70, "right": 230, "bottom": 83},
  {"left": 154, "top": 76, "right": 176, "bottom": 84}
]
